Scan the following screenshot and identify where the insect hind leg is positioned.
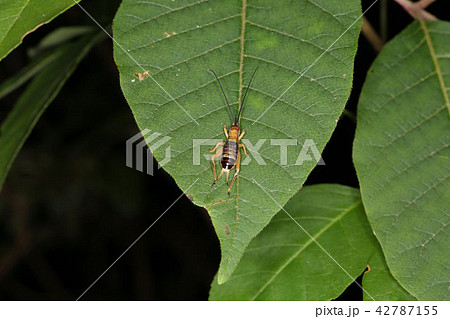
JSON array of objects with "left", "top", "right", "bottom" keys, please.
[
  {"left": 227, "top": 150, "right": 241, "bottom": 195},
  {"left": 210, "top": 144, "right": 224, "bottom": 186},
  {"left": 213, "top": 168, "right": 225, "bottom": 187}
]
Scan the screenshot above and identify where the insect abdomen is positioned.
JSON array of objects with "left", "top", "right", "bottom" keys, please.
[{"left": 221, "top": 141, "right": 238, "bottom": 170}]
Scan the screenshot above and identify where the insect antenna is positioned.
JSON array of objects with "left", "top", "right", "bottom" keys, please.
[
  {"left": 236, "top": 67, "right": 258, "bottom": 124},
  {"left": 208, "top": 68, "right": 235, "bottom": 124}
]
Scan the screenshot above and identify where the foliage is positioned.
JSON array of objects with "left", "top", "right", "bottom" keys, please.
[
  {"left": 210, "top": 184, "right": 378, "bottom": 300},
  {"left": 0, "top": 0, "right": 82, "bottom": 62},
  {"left": 0, "top": 30, "right": 103, "bottom": 189},
  {"left": 362, "top": 248, "right": 416, "bottom": 301},
  {"left": 113, "top": 0, "right": 362, "bottom": 284},
  {"left": 353, "top": 20, "right": 450, "bottom": 300},
  {"left": 0, "top": 0, "right": 448, "bottom": 301}
]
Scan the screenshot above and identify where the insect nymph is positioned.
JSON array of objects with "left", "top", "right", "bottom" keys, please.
[{"left": 209, "top": 68, "right": 258, "bottom": 195}]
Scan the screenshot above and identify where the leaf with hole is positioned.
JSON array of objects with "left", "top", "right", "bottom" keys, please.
[
  {"left": 113, "top": 0, "right": 362, "bottom": 283},
  {"left": 353, "top": 20, "right": 450, "bottom": 300}
]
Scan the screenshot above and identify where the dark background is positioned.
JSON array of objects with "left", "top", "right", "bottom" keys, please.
[{"left": 0, "top": 0, "right": 446, "bottom": 300}]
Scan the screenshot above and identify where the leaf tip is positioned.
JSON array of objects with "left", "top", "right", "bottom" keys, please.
[{"left": 217, "top": 272, "right": 230, "bottom": 285}]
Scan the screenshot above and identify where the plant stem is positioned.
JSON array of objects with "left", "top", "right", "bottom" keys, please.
[
  {"left": 393, "top": 0, "right": 438, "bottom": 21},
  {"left": 342, "top": 109, "right": 357, "bottom": 123},
  {"left": 380, "top": 0, "right": 388, "bottom": 42},
  {"left": 362, "top": 17, "right": 384, "bottom": 52},
  {"left": 417, "top": 0, "right": 436, "bottom": 9}
]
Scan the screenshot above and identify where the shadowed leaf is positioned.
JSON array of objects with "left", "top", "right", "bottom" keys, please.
[{"left": 0, "top": 31, "right": 103, "bottom": 190}]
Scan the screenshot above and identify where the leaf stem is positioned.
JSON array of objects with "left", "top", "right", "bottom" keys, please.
[
  {"left": 380, "top": 0, "right": 388, "bottom": 42},
  {"left": 393, "top": 0, "right": 438, "bottom": 21},
  {"left": 342, "top": 109, "right": 357, "bottom": 123},
  {"left": 362, "top": 17, "right": 384, "bottom": 52},
  {"left": 417, "top": 0, "right": 436, "bottom": 9}
]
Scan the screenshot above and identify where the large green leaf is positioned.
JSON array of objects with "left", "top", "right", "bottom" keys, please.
[
  {"left": 210, "top": 184, "right": 378, "bottom": 300},
  {"left": 0, "top": 0, "right": 81, "bottom": 61},
  {"left": 362, "top": 248, "right": 416, "bottom": 301},
  {"left": 353, "top": 21, "right": 450, "bottom": 300},
  {"left": 114, "top": 0, "right": 362, "bottom": 283},
  {"left": 0, "top": 31, "right": 103, "bottom": 190}
]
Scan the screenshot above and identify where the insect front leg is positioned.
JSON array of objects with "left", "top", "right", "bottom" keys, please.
[
  {"left": 210, "top": 143, "right": 224, "bottom": 186},
  {"left": 238, "top": 129, "right": 245, "bottom": 141}
]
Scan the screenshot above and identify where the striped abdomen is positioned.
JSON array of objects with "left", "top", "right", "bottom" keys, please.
[{"left": 221, "top": 140, "right": 238, "bottom": 170}]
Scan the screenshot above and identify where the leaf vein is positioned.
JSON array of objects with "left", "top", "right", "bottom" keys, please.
[
  {"left": 221, "top": 0, "right": 249, "bottom": 282},
  {"left": 116, "top": 0, "right": 210, "bottom": 37},
  {"left": 419, "top": 19, "right": 450, "bottom": 115},
  {"left": 134, "top": 1, "right": 173, "bottom": 10},
  {"left": 249, "top": 87, "right": 326, "bottom": 130},
  {"left": 246, "top": 20, "right": 346, "bottom": 63},
  {"left": 366, "top": 104, "right": 446, "bottom": 169},
  {"left": 371, "top": 143, "right": 450, "bottom": 195},
  {"left": 250, "top": 199, "right": 362, "bottom": 300},
  {"left": 245, "top": 54, "right": 338, "bottom": 98},
  {"left": 151, "top": 38, "right": 240, "bottom": 75},
  {"left": 372, "top": 71, "right": 436, "bottom": 113},
  {"left": 128, "top": 14, "right": 241, "bottom": 52},
  {"left": 0, "top": 0, "right": 31, "bottom": 44},
  {"left": 392, "top": 173, "right": 450, "bottom": 225},
  {"left": 306, "top": 0, "right": 346, "bottom": 27},
  {"left": 149, "top": 69, "right": 239, "bottom": 111}
]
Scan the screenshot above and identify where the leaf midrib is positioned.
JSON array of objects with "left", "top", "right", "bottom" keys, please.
[
  {"left": 238, "top": 0, "right": 247, "bottom": 105},
  {"left": 250, "top": 200, "right": 362, "bottom": 300},
  {"left": 220, "top": 0, "right": 247, "bottom": 283},
  {"left": 419, "top": 19, "right": 450, "bottom": 116}
]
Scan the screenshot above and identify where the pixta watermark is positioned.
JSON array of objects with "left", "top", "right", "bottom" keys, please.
[
  {"left": 126, "top": 130, "right": 324, "bottom": 175},
  {"left": 126, "top": 129, "right": 171, "bottom": 175},
  {"left": 193, "top": 138, "right": 325, "bottom": 166}
]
